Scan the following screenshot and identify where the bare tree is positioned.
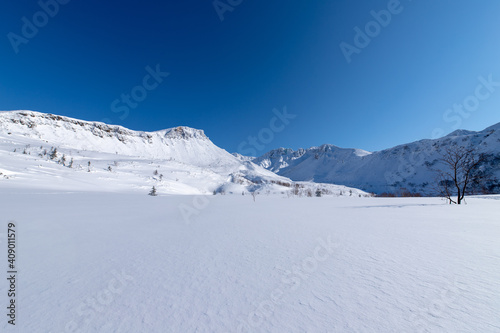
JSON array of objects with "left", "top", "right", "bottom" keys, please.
[{"left": 433, "top": 145, "right": 485, "bottom": 204}]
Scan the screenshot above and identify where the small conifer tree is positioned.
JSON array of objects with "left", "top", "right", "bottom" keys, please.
[
  {"left": 149, "top": 186, "right": 158, "bottom": 196},
  {"left": 50, "top": 148, "right": 58, "bottom": 160}
]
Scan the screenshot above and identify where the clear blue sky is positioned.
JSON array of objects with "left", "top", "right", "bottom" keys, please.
[{"left": 1, "top": 0, "right": 500, "bottom": 155}]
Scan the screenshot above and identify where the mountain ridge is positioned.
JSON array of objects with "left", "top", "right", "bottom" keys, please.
[
  {"left": 250, "top": 122, "right": 500, "bottom": 194},
  {"left": 0, "top": 110, "right": 368, "bottom": 196}
]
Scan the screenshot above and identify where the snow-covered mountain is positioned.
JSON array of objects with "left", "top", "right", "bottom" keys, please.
[
  {"left": 0, "top": 110, "right": 367, "bottom": 196},
  {"left": 2, "top": 110, "right": 231, "bottom": 165},
  {"left": 7, "top": 110, "right": 497, "bottom": 196},
  {"left": 252, "top": 123, "right": 500, "bottom": 195}
]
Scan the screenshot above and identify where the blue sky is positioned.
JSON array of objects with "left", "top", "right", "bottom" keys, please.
[{"left": 1, "top": 0, "right": 500, "bottom": 155}]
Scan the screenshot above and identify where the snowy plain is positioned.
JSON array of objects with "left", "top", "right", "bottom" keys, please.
[
  {"left": 1, "top": 189, "right": 499, "bottom": 333},
  {"left": 0, "top": 110, "right": 499, "bottom": 332}
]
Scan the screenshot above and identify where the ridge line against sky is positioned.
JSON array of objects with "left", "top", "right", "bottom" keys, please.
[
  {"left": 1, "top": 109, "right": 499, "bottom": 156},
  {"left": 1, "top": 1, "right": 500, "bottom": 154}
]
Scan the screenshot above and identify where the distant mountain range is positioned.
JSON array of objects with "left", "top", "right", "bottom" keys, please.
[
  {"left": 1, "top": 110, "right": 499, "bottom": 195},
  {"left": 243, "top": 123, "right": 500, "bottom": 194}
]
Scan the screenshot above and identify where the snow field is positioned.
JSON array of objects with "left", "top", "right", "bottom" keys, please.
[{"left": 0, "top": 191, "right": 499, "bottom": 332}]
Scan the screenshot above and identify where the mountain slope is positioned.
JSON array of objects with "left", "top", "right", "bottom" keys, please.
[
  {"left": 1, "top": 110, "right": 235, "bottom": 166},
  {"left": 252, "top": 123, "right": 500, "bottom": 194},
  {"left": 0, "top": 110, "right": 367, "bottom": 196},
  {"left": 0, "top": 111, "right": 291, "bottom": 194}
]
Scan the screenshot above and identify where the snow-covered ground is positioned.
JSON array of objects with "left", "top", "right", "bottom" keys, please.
[
  {"left": 1, "top": 110, "right": 498, "bottom": 332},
  {"left": 1, "top": 190, "right": 499, "bottom": 332}
]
